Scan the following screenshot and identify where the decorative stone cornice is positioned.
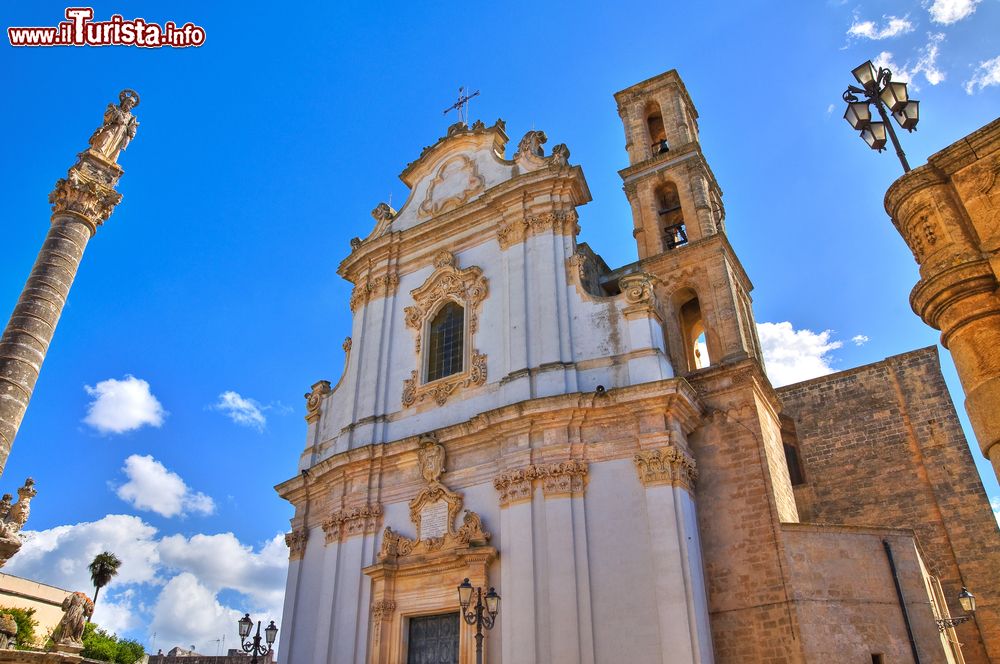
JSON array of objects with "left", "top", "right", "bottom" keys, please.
[
  {"left": 496, "top": 209, "right": 579, "bottom": 250},
  {"left": 284, "top": 528, "right": 308, "bottom": 560},
  {"left": 304, "top": 380, "right": 331, "bottom": 423},
  {"left": 323, "top": 503, "right": 383, "bottom": 543},
  {"left": 634, "top": 445, "right": 698, "bottom": 492},
  {"left": 493, "top": 460, "right": 589, "bottom": 507},
  {"left": 349, "top": 272, "right": 400, "bottom": 313}
]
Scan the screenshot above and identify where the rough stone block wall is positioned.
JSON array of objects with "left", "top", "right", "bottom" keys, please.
[{"left": 777, "top": 346, "right": 1000, "bottom": 664}]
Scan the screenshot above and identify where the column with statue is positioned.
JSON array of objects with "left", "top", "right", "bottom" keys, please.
[{"left": 0, "top": 90, "right": 141, "bottom": 477}]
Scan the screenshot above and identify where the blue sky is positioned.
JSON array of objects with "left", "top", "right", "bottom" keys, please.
[{"left": 1, "top": 0, "right": 998, "bottom": 653}]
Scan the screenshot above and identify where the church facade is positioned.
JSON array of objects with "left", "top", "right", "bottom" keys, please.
[{"left": 275, "top": 70, "right": 1000, "bottom": 663}]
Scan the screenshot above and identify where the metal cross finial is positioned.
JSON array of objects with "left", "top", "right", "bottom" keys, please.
[{"left": 443, "top": 86, "right": 480, "bottom": 126}]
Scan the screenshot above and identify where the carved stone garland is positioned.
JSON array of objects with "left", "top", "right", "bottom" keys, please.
[
  {"left": 496, "top": 208, "right": 579, "bottom": 250},
  {"left": 401, "top": 251, "right": 488, "bottom": 408}
]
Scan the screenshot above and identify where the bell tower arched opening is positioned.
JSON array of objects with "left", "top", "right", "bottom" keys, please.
[
  {"left": 656, "top": 182, "right": 687, "bottom": 251},
  {"left": 675, "top": 288, "right": 711, "bottom": 372}
]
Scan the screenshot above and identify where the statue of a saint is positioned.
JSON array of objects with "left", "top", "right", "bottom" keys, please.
[
  {"left": 52, "top": 592, "right": 93, "bottom": 649},
  {"left": 88, "top": 89, "right": 140, "bottom": 163}
]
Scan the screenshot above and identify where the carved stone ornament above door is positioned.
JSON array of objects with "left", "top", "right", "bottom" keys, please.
[{"left": 362, "top": 435, "right": 496, "bottom": 663}]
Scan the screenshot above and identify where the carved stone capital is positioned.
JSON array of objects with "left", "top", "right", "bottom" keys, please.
[
  {"left": 496, "top": 209, "right": 579, "bottom": 250},
  {"left": 304, "top": 380, "right": 331, "bottom": 423},
  {"left": 634, "top": 445, "right": 698, "bottom": 492},
  {"left": 323, "top": 503, "right": 383, "bottom": 543},
  {"left": 619, "top": 272, "right": 659, "bottom": 306},
  {"left": 49, "top": 169, "right": 122, "bottom": 232},
  {"left": 371, "top": 599, "right": 396, "bottom": 622},
  {"left": 493, "top": 460, "right": 589, "bottom": 506},
  {"left": 284, "top": 528, "right": 308, "bottom": 560},
  {"left": 349, "top": 273, "right": 400, "bottom": 312}
]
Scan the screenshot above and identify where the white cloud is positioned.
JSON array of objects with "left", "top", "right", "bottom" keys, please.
[
  {"left": 851, "top": 334, "right": 870, "bottom": 346},
  {"left": 927, "top": 0, "right": 981, "bottom": 24},
  {"left": 149, "top": 573, "right": 244, "bottom": 654},
  {"left": 965, "top": 55, "right": 1000, "bottom": 94},
  {"left": 116, "top": 454, "right": 215, "bottom": 518},
  {"left": 4, "top": 515, "right": 287, "bottom": 651},
  {"left": 757, "top": 321, "right": 844, "bottom": 387},
  {"left": 4, "top": 514, "right": 161, "bottom": 593},
  {"left": 213, "top": 391, "right": 267, "bottom": 431},
  {"left": 872, "top": 34, "right": 946, "bottom": 91},
  {"left": 992, "top": 496, "right": 1000, "bottom": 527},
  {"left": 848, "top": 14, "right": 914, "bottom": 39},
  {"left": 826, "top": 103, "right": 835, "bottom": 117},
  {"left": 83, "top": 375, "right": 166, "bottom": 435}
]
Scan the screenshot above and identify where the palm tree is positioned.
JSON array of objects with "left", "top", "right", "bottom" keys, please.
[{"left": 87, "top": 551, "right": 122, "bottom": 620}]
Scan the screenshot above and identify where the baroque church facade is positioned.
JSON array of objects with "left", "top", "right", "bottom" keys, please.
[{"left": 275, "top": 71, "right": 1000, "bottom": 663}]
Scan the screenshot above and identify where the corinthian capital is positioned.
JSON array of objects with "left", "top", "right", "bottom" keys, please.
[{"left": 48, "top": 170, "right": 122, "bottom": 230}]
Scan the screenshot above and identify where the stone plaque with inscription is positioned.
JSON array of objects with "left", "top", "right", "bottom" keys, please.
[{"left": 419, "top": 499, "right": 449, "bottom": 539}]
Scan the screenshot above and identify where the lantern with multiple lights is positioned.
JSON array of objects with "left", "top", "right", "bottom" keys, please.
[
  {"left": 238, "top": 614, "right": 278, "bottom": 663},
  {"left": 458, "top": 578, "right": 500, "bottom": 664},
  {"left": 842, "top": 60, "right": 920, "bottom": 172}
]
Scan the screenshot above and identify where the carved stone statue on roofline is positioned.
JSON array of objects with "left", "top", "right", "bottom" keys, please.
[
  {"left": 0, "top": 478, "right": 37, "bottom": 568},
  {"left": 88, "top": 89, "right": 140, "bottom": 164}
]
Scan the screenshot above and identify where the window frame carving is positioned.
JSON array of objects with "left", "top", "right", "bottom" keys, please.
[{"left": 402, "top": 251, "right": 488, "bottom": 408}]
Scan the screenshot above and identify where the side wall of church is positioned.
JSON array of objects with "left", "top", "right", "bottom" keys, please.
[{"left": 777, "top": 346, "right": 1000, "bottom": 664}]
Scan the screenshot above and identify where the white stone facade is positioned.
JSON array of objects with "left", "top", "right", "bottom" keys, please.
[{"left": 277, "top": 117, "right": 713, "bottom": 663}]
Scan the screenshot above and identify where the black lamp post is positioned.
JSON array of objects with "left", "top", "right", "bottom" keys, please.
[
  {"left": 457, "top": 578, "right": 500, "bottom": 664},
  {"left": 238, "top": 613, "right": 278, "bottom": 663},
  {"left": 842, "top": 60, "right": 920, "bottom": 172},
  {"left": 937, "top": 587, "right": 977, "bottom": 631}
]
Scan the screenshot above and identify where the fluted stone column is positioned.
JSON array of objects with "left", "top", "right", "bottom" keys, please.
[
  {"left": 0, "top": 90, "right": 139, "bottom": 476},
  {"left": 884, "top": 117, "right": 1000, "bottom": 484}
]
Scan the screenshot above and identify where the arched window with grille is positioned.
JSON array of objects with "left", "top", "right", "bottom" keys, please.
[{"left": 426, "top": 301, "right": 465, "bottom": 382}]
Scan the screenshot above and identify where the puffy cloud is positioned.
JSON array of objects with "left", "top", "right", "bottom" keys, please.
[
  {"left": 848, "top": 14, "right": 914, "bottom": 40},
  {"left": 992, "top": 496, "right": 1000, "bottom": 527},
  {"left": 149, "top": 573, "right": 244, "bottom": 653},
  {"left": 4, "top": 514, "right": 287, "bottom": 651},
  {"left": 927, "top": 0, "right": 981, "bottom": 24},
  {"left": 213, "top": 391, "right": 267, "bottom": 431},
  {"left": 83, "top": 375, "right": 166, "bottom": 435},
  {"left": 158, "top": 533, "right": 287, "bottom": 609},
  {"left": 757, "top": 322, "right": 843, "bottom": 387},
  {"left": 965, "top": 55, "right": 1000, "bottom": 94},
  {"left": 116, "top": 455, "right": 215, "bottom": 518},
  {"left": 851, "top": 334, "right": 870, "bottom": 346},
  {"left": 4, "top": 514, "right": 160, "bottom": 593},
  {"left": 872, "top": 34, "right": 946, "bottom": 91}
]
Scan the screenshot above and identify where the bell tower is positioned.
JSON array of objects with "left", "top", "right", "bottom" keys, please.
[{"left": 616, "top": 70, "right": 761, "bottom": 373}]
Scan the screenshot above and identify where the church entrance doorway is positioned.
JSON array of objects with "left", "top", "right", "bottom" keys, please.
[{"left": 406, "top": 612, "right": 460, "bottom": 664}]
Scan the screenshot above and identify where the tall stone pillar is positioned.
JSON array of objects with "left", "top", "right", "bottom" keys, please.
[
  {"left": 0, "top": 90, "right": 140, "bottom": 476},
  {"left": 884, "top": 117, "right": 1000, "bottom": 483}
]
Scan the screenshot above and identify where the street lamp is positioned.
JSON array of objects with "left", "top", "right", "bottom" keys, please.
[
  {"left": 842, "top": 59, "right": 920, "bottom": 172},
  {"left": 937, "top": 587, "right": 977, "bottom": 631},
  {"left": 238, "top": 613, "right": 278, "bottom": 663},
  {"left": 457, "top": 578, "right": 500, "bottom": 664}
]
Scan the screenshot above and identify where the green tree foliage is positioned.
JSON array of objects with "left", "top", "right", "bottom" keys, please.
[
  {"left": 81, "top": 622, "right": 145, "bottom": 664},
  {"left": 88, "top": 551, "right": 122, "bottom": 612},
  {"left": 0, "top": 606, "right": 38, "bottom": 647}
]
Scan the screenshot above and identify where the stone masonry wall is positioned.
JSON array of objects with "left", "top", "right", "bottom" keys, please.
[{"left": 777, "top": 346, "right": 1000, "bottom": 664}]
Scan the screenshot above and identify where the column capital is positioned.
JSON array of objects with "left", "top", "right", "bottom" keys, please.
[{"left": 49, "top": 157, "right": 123, "bottom": 233}]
